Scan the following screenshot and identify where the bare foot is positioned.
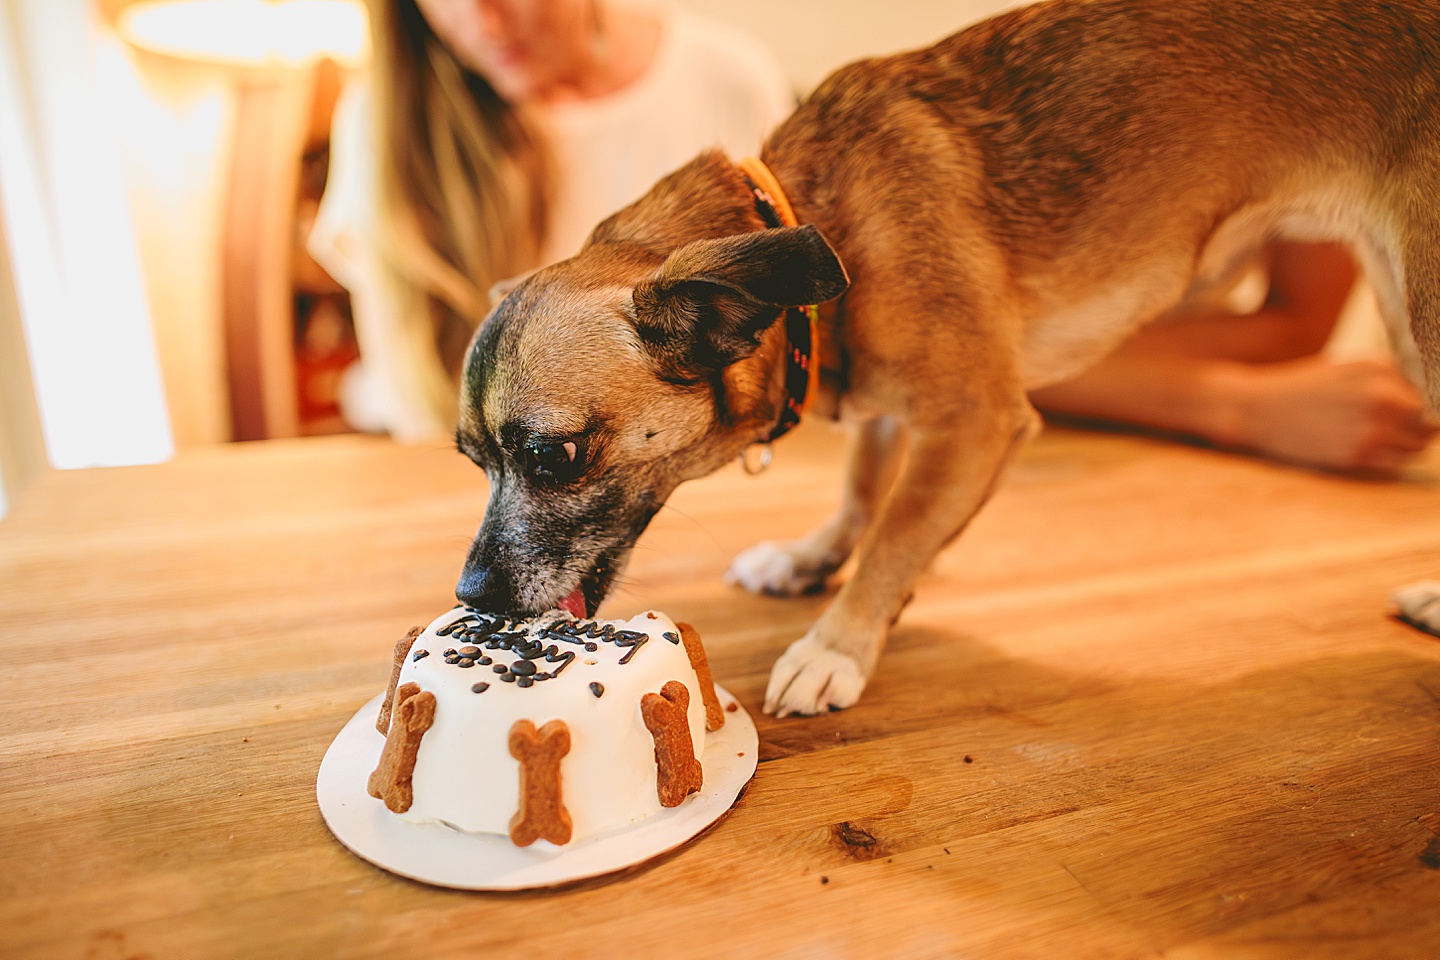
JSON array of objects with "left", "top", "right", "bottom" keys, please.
[{"left": 1228, "top": 358, "right": 1436, "bottom": 474}]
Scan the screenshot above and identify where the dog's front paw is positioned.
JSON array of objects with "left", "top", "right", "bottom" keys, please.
[
  {"left": 1390, "top": 580, "right": 1440, "bottom": 635},
  {"left": 725, "top": 541, "right": 830, "bottom": 597},
  {"left": 763, "top": 637, "right": 868, "bottom": 717}
]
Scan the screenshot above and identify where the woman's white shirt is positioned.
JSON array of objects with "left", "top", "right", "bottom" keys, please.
[{"left": 309, "top": 4, "right": 795, "bottom": 440}]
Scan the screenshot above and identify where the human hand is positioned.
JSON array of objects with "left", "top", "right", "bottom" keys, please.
[{"left": 1230, "top": 358, "right": 1437, "bottom": 474}]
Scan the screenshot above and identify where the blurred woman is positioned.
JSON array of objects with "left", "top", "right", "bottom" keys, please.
[{"left": 311, "top": 0, "right": 794, "bottom": 438}]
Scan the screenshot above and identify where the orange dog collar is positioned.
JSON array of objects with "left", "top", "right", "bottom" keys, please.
[{"left": 736, "top": 156, "right": 820, "bottom": 446}]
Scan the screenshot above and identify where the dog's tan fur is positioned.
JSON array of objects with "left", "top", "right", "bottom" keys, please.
[{"left": 457, "top": 0, "right": 1440, "bottom": 715}]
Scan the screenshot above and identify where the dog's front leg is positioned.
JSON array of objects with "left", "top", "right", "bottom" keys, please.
[
  {"left": 726, "top": 415, "right": 906, "bottom": 596},
  {"left": 764, "top": 405, "right": 1037, "bottom": 716}
]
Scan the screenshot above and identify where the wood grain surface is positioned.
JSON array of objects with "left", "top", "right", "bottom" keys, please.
[{"left": 2, "top": 422, "right": 1438, "bottom": 960}]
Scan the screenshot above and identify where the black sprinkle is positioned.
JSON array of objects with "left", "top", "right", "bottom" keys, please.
[
  {"left": 963, "top": 756, "right": 973, "bottom": 764},
  {"left": 517, "top": 676, "right": 534, "bottom": 688},
  {"left": 663, "top": 631, "right": 680, "bottom": 644},
  {"left": 590, "top": 682, "right": 604, "bottom": 698},
  {"left": 471, "top": 682, "right": 490, "bottom": 694},
  {"left": 820, "top": 876, "right": 829, "bottom": 885},
  {"left": 411, "top": 649, "right": 429, "bottom": 661}
]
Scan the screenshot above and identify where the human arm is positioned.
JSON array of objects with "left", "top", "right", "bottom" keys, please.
[{"left": 1029, "top": 242, "right": 1436, "bottom": 474}]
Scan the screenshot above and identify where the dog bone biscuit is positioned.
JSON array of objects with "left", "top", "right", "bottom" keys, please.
[
  {"left": 367, "top": 682, "right": 436, "bottom": 813},
  {"left": 641, "top": 680, "right": 703, "bottom": 807},
  {"left": 508, "top": 719, "right": 574, "bottom": 846},
  {"left": 376, "top": 626, "right": 424, "bottom": 734},
  {"left": 676, "top": 622, "right": 724, "bottom": 731}
]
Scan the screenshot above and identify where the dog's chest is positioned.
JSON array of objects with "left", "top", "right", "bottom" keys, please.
[{"left": 1017, "top": 269, "right": 1187, "bottom": 388}]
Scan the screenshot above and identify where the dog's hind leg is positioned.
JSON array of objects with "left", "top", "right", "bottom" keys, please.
[
  {"left": 726, "top": 415, "right": 906, "bottom": 597},
  {"left": 764, "top": 389, "right": 1039, "bottom": 716},
  {"left": 1384, "top": 187, "right": 1440, "bottom": 637}
]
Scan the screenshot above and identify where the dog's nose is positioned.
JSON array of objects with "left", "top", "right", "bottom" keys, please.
[{"left": 455, "top": 564, "right": 510, "bottom": 611}]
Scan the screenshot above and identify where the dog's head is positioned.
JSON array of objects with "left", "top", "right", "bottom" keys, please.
[{"left": 454, "top": 222, "right": 848, "bottom": 617}]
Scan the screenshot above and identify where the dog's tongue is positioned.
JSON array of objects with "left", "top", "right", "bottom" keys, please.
[{"left": 559, "top": 588, "right": 588, "bottom": 619}]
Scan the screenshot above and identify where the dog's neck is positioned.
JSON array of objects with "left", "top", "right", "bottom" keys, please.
[
  {"left": 735, "top": 157, "right": 823, "bottom": 444},
  {"left": 590, "top": 151, "right": 839, "bottom": 444}
]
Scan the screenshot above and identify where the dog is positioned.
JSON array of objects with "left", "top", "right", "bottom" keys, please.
[{"left": 453, "top": 0, "right": 1440, "bottom": 717}]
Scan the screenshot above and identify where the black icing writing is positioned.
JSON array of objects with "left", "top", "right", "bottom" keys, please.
[
  {"left": 429, "top": 612, "right": 648, "bottom": 688},
  {"left": 538, "top": 619, "right": 650, "bottom": 665},
  {"left": 545, "top": 648, "right": 576, "bottom": 676},
  {"left": 439, "top": 610, "right": 524, "bottom": 640},
  {"left": 616, "top": 632, "right": 648, "bottom": 664}
]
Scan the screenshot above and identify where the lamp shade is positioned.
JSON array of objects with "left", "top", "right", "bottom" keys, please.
[{"left": 117, "top": 0, "right": 370, "bottom": 68}]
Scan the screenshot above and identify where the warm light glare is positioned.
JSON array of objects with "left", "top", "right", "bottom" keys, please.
[
  {"left": 118, "top": 0, "right": 370, "bottom": 68},
  {"left": 0, "top": 8, "right": 175, "bottom": 471}
]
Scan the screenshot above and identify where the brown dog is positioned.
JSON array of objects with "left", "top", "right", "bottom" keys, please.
[{"left": 455, "top": 0, "right": 1440, "bottom": 716}]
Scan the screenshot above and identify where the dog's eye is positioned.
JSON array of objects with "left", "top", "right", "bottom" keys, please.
[{"left": 525, "top": 439, "right": 584, "bottom": 482}]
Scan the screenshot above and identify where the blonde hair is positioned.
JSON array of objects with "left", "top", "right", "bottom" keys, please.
[{"left": 366, "top": 0, "right": 552, "bottom": 376}]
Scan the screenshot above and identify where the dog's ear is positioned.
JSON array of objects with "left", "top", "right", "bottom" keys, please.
[{"left": 631, "top": 225, "right": 848, "bottom": 374}]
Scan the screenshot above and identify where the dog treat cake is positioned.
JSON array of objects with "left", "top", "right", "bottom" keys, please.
[{"left": 368, "top": 606, "right": 724, "bottom": 847}]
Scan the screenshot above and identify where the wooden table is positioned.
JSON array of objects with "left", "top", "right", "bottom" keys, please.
[{"left": 3, "top": 422, "right": 1438, "bottom": 959}]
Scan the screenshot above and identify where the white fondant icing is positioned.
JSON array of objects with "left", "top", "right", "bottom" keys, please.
[{"left": 392, "top": 608, "right": 706, "bottom": 844}]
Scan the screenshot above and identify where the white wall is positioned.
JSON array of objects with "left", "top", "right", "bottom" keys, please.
[{"left": 676, "top": 0, "right": 1033, "bottom": 93}]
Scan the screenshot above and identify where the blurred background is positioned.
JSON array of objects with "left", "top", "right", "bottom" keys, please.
[{"left": 0, "top": 0, "right": 1028, "bottom": 518}]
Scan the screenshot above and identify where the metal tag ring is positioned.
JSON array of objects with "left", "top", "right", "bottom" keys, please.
[{"left": 740, "top": 442, "right": 773, "bottom": 475}]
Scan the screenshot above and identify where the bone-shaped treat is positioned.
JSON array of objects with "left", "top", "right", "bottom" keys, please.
[
  {"left": 376, "top": 626, "right": 423, "bottom": 734},
  {"left": 508, "top": 719, "right": 574, "bottom": 846},
  {"left": 676, "top": 622, "right": 724, "bottom": 731},
  {"left": 367, "top": 682, "right": 436, "bottom": 813},
  {"left": 641, "top": 680, "right": 703, "bottom": 806}
]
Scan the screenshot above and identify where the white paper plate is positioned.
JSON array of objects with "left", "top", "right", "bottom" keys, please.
[{"left": 316, "top": 685, "right": 758, "bottom": 890}]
